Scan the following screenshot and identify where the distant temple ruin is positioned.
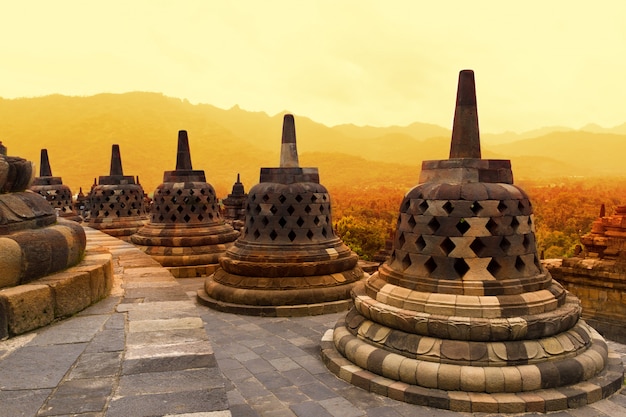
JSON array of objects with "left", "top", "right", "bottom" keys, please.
[
  {"left": 131, "top": 131, "right": 239, "bottom": 277},
  {"left": 198, "top": 114, "right": 366, "bottom": 316},
  {"left": 548, "top": 204, "right": 626, "bottom": 343},
  {"left": 321, "top": 70, "right": 623, "bottom": 413}
]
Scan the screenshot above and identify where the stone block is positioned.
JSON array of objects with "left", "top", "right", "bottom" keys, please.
[
  {"left": 460, "top": 366, "right": 485, "bottom": 392},
  {"left": 495, "top": 393, "right": 526, "bottom": 413},
  {"left": 438, "top": 363, "right": 461, "bottom": 390},
  {"left": 0, "top": 237, "right": 22, "bottom": 288},
  {"left": 0, "top": 296, "right": 8, "bottom": 339},
  {"left": 468, "top": 392, "right": 498, "bottom": 413},
  {"left": 38, "top": 271, "right": 91, "bottom": 318},
  {"left": 0, "top": 284, "right": 54, "bottom": 335}
]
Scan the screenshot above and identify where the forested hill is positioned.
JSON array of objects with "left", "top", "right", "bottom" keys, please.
[{"left": 1, "top": 92, "right": 625, "bottom": 197}]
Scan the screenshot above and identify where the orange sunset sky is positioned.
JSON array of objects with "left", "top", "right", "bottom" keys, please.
[{"left": 1, "top": 1, "right": 625, "bottom": 134}]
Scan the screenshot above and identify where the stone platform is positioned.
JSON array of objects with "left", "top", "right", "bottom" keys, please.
[
  {"left": 0, "top": 236, "right": 113, "bottom": 339},
  {"left": 1, "top": 228, "right": 625, "bottom": 416}
]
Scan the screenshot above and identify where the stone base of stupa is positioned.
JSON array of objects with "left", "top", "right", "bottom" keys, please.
[
  {"left": 130, "top": 223, "right": 239, "bottom": 276},
  {"left": 168, "top": 264, "right": 221, "bottom": 278},
  {"left": 0, "top": 228, "right": 114, "bottom": 338},
  {"left": 321, "top": 320, "right": 624, "bottom": 413},
  {"left": 87, "top": 218, "right": 148, "bottom": 242},
  {"left": 197, "top": 268, "right": 367, "bottom": 317}
]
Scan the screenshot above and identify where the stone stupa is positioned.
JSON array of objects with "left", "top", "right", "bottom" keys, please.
[
  {"left": 131, "top": 130, "right": 239, "bottom": 277},
  {"left": 222, "top": 173, "right": 247, "bottom": 231},
  {"left": 30, "top": 149, "right": 81, "bottom": 222},
  {"left": 198, "top": 114, "right": 366, "bottom": 316},
  {"left": 321, "top": 70, "right": 624, "bottom": 413},
  {"left": 86, "top": 144, "right": 146, "bottom": 240},
  {"left": 0, "top": 149, "right": 112, "bottom": 339}
]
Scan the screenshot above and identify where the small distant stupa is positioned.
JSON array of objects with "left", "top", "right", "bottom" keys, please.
[{"left": 222, "top": 173, "right": 247, "bottom": 231}]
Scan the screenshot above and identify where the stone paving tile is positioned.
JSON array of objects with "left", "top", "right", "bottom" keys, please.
[
  {"left": 0, "top": 344, "right": 86, "bottom": 390},
  {"left": 290, "top": 401, "right": 334, "bottom": 417},
  {"left": 106, "top": 389, "right": 229, "bottom": 417},
  {"left": 38, "top": 377, "right": 115, "bottom": 416},
  {"left": 26, "top": 315, "right": 109, "bottom": 346},
  {"left": 0, "top": 389, "right": 51, "bottom": 417},
  {"left": 67, "top": 351, "right": 123, "bottom": 379}
]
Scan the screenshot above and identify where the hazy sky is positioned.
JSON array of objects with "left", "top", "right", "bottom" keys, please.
[{"left": 1, "top": 1, "right": 625, "bottom": 133}]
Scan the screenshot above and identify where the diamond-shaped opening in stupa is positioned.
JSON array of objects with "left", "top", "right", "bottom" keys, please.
[
  {"left": 425, "top": 257, "right": 437, "bottom": 273},
  {"left": 500, "top": 237, "right": 511, "bottom": 254},
  {"left": 470, "top": 201, "right": 483, "bottom": 215},
  {"left": 456, "top": 219, "right": 470, "bottom": 235},
  {"left": 515, "top": 256, "right": 525, "bottom": 273},
  {"left": 511, "top": 216, "right": 520, "bottom": 232},
  {"left": 398, "top": 233, "right": 406, "bottom": 248},
  {"left": 453, "top": 258, "right": 470, "bottom": 278},
  {"left": 487, "top": 258, "right": 502, "bottom": 277},
  {"left": 440, "top": 237, "right": 456, "bottom": 255},
  {"left": 416, "top": 235, "right": 426, "bottom": 251}
]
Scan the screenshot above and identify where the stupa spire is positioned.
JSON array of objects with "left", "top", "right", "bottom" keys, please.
[
  {"left": 279, "top": 114, "right": 299, "bottom": 168},
  {"left": 175, "top": 130, "right": 193, "bottom": 170},
  {"left": 110, "top": 144, "right": 123, "bottom": 176},
  {"left": 449, "top": 69, "right": 481, "bottom": 158},
  {"left": 39, "top": 149, "right": 52, "bottom": 177}
]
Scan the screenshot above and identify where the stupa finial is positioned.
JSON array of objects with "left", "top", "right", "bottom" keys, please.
[
  {"left": 39, "top": 149, "right": 52, "bottom": 177},
  {"left": 110, "top": 144, "right": 123, "bottom": 176},
  {"left": 280, "top": 114, "right": 299, "bottom": 168},
  {"left": 176, "top": 130, "right": 193, "bottom": 170},
  {"left": 449, "top": 69, "right": 481, "bottom": 159}
]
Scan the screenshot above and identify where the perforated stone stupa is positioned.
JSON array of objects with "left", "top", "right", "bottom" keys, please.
[
  {"left": 86, "top": 144, "right": 146, "bottom": 240},
  {"left": 321, "top": 70, "right": 624, "bottom": 413},
  {"left": 222, "top": 173, "right": 247, "bottom": 231},
  {"left": 198, "top": 114, "right": 366, "bottom": 316},
  {"left": 30, "top": 149, "right": 81, "bottom": 222},
  {"left": 131, "top": 130, "right": 239, "bottom": 277},
  {"left": 0, "top": 150, "right": 113, "bottom": 339}
]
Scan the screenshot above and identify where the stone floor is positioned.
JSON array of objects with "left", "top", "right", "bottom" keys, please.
[
  {"left": 183, "top": 275, "right": 626, "bottom": 417},
  {"left": 1, "top": 227, "right": 625, "bottom": 416}
]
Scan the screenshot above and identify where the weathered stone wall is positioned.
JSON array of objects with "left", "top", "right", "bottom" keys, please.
[{"left": 547, "top": 258, "right": 626, "bottom": 343}]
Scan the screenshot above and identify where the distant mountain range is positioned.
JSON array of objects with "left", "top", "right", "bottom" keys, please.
[{"left": 1, "top": 92, "right": 624, "bottom": 197}]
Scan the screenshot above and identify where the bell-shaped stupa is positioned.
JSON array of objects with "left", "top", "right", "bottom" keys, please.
[
  {"left": 222, "top": 173, "right": 247, "bottom": 230},
  {"left": 321, "top": 70, "right": 623, "bottom": 413},
  {"left": 30, "top": 149, "right": 81, "bottom": 222},
  {"left": 0, "top": 152, "right": 86, "bottom": 289},
  {"left": 198, "top": 114, "right": 366, "bottom": 316},
  {"left": 131, "top": 131, "right": 239, "bottom": 277},
  {"left": 86, "top": 144, "right": 146, "bottom": 240}
]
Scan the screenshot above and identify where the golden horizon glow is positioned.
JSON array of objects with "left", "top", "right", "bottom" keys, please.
[{"left": 1, "top": 1, "right": 625, "bottom": 134}]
